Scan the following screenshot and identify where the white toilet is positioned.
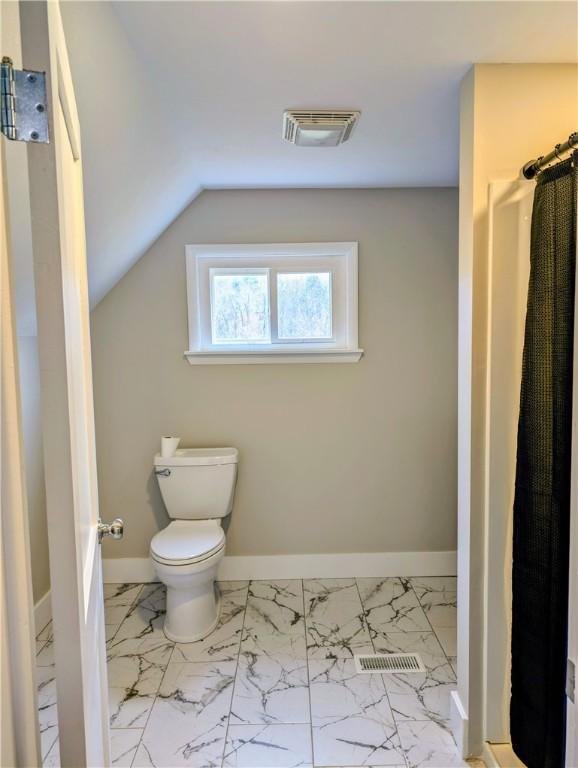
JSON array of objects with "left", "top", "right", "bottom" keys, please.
[{"left": 151, "top": 447, "right": 238, "bottom": 642}]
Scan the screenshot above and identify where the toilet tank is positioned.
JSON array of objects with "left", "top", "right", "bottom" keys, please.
[{"left": 153, "top": 448, "right": 238, "bottom": 520}]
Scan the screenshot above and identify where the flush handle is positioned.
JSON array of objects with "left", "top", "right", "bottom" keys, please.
[
  {"left": 155, "top": 468, "right": 171, "bottom": 477},
  {"left": 97, "top": 518, "right": 124, "bottom": 543}
]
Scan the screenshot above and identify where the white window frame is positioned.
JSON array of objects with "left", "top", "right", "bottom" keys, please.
[{"left": 185, "top": 243, "right": 362, "bottom": 364}]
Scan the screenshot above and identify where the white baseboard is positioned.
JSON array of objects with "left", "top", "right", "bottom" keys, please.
[
  {"left": 450, "top": 689, "right": 469, "bottom": 759},
  {"left": 102, "top": 550, "right": 457, "bottom": 583},
  {"left": 34, "top": 589, "right": 52, "bottom": 636}
]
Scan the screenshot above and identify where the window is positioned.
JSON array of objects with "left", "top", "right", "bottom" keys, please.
[{"left": 185, "top": 243, "right": 362, "bottom": 364}]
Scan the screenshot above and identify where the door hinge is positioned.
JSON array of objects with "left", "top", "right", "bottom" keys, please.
[
  {"left": 1, "top": 57, "right": 49, "bottom": 143},
  {"left": 567, "top": 658, "right": 575, "bottom": 703}
]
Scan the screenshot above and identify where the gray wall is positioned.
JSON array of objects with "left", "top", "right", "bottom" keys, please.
[{"left": 92, "top": 188, "right": 458, "bottom": 559}]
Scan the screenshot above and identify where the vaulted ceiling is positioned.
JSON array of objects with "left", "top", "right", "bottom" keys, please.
[{"left": 59, "top": 1, "right": 577, "bottom": 307}]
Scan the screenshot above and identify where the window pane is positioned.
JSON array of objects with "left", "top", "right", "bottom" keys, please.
[
  {"left": 277, "top": 272, "right": 332, "bottom": 340},
  {"left": 211, "top": 272, "right": 270, "bottom": 344}
]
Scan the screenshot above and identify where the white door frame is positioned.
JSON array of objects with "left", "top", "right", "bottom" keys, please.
[
  {"left": 482, "top": 179, "right": 532, "bottom": 742},
  {"left": 0, "top": 110, "right": 42, "bottom": 768}
]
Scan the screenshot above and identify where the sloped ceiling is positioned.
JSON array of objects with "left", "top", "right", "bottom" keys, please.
[{"left": 59, "top": 1, "right": 578, "bottom": 307}]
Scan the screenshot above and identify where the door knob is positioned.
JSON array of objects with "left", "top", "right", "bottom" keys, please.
[{"left": 98, "top": 518, "right": 124, "bottom": 543}]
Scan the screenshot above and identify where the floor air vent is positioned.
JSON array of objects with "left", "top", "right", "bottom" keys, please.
[{"left": 354, "top": 653, "right": 425, "bottom": 674}]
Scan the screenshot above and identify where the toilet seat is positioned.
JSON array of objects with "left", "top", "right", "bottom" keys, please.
[{"left": 150, "top": 520, "right": 225, "bottom": 566}]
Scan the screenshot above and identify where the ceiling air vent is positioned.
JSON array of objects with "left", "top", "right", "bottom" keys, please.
[
  {"left": 354, "top": 653, "right": 426, "bottom": 674},
  {"left": 283, "top": 109, "right": 360, "bottom": 147}
]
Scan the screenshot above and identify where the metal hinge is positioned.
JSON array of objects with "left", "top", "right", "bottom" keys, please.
[{"left": 1, "top": 57, "right": 49, "bottom": 143}]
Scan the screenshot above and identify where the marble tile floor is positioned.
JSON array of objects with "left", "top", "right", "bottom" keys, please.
[{"left": 36, "top": 576, "right": 472, "bottom": 768}]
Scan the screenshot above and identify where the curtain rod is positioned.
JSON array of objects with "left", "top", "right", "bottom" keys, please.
[{"left": 522, "top": 132, "right": 578, "bottom": 180}]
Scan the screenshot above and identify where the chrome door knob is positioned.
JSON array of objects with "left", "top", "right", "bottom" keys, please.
[{"left": 98, "top": 518, "right": 124, "bottom": 543}]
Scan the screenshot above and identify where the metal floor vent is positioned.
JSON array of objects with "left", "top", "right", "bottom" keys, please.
[{"left": 354, "top": 653, "right": 425, "bottom": 674}]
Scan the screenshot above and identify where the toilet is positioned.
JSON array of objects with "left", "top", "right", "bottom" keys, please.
[{"left": 151, "top": 447, "right": 238, "bottom": 642}]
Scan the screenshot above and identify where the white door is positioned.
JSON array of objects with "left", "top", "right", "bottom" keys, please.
[{"left": 20, "top": 1, "right": 118, "bottom": 764}]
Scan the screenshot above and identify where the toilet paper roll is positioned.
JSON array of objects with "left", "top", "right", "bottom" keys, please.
[{"left": 161, "top": 436, "right": 180, "bottom": 458}]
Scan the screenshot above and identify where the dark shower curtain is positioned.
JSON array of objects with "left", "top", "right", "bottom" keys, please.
[{"left": 511, "top": 152, "right": 578, "bottom": 768}]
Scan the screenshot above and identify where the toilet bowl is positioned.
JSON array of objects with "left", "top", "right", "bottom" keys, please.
[{"left": 151, "top": 447, "right": 238, "bottom": 642}]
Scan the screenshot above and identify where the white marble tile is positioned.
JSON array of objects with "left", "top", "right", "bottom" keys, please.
[
  {"left": 37, "top": 666, "right": 58, "bottom": 759},
  {"left": 172, "top": 581, "right": 249, "bottom": 663},
  {"left": 397, "top": 720, "right": 465, "bottom": 767},
  {"left": 434, "top": 628, "right": 456, "bottom": 659},
  {"left": 357, "top": 578, "right": 431, "bottom": 633},
  {"left": 244, "top": 580, "right": 305, "bottom": 637},
  {"left": 106, "top": 624, "right": 120, "bottom": 642},
  {"left": 107, "top": 644, "right": 168, "bottom": 690},
  {"left": 107, "top": 631, "right": 175, "bottom": 667},
  {"left": 104, "top": 584, "right": 146, "bottom": 635},
  {"left": 304, "top": 579, "right": 373, "bottom": 660},
  {"left": 36, "top": 637, "right": 55, "bottom": 667},
  {"left": 39, "top": 718, "right": 59, "bottom": 761},
  {"left": 409, "top": 578, "right": 457, "bottom": 630},
  {"left": 219, "top": 581, "right": 250, "bottom": 601},
  {"left": 240, "top": 629, "right": 307, "bottom": 658},
  {"left": 108, "top": 627, "right": 173, "bottom": 665},
  {"left": 107, "top": 583, "right": 174, "bottom": 666},
  {"left": 37, "top": 598, "right": 141, "bottom": 663},
  {"left": 223, "top": 724, "right": 312, "bottom": 767},
  {"left": 230, "top": 634, "right": 310, "bottom": 725},
  {"left": 308, "top": 658, "right": 404, "bottom": 767},
  {"left": 36, "top": 621, "right": 53, "bottom": 643},
  {"left": 374, "top": 632, "right": 456, "bottom": 725},
  {"left": 137, "top": 660, "right": 236, "bottom": 767},
  {"left": 107, "top": 648, "right": 165, "bottom": 728},
  {"left": 41, "top": 731, "right": 143, "bottom": 768},
  {"left": 134, "top": 720, "right": 227, "bottom": 766},
  {"left": 112, "top": 583, "right": 168, "bottom": 644},
  {"left": 311, "top": 722, "right": 406, "bottom": 767},
  {"left": 36, "top": 663, "right": 56, "bottom": 706},
  {"left": 105, "top": 604, "right": 135, "bottom": 627},
  {"left": 131, "top": 742, "right": 156, "bottom": 767},
  {"left": 38, "top": 577, "right": 461, "bottom": 768},
  {"left": 42, "top": 739, "right": 59, "bottom": 767},
  {"left": 110, "top": 728, "right": 143, "bottom": 767},
  {"left": 104, "top": 583, "right": 143, "bottom": 606},
  {"left": 108, "top": 686, "right": 156, "bottom": 730},
  {"left": 107, "top": 612, "right": 175, "bottom": 728},
  {"left": 308, "top": 658, "right": 395, "bottom": 728}
]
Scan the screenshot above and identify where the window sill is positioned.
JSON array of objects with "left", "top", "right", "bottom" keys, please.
[{"left": 184, "top": 349, "right": 364, "bottom": 365}]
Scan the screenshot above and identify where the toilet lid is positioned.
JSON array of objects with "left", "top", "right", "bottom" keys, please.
[{"left": 150, "top": 520, "right": 225, "bottom": 565}]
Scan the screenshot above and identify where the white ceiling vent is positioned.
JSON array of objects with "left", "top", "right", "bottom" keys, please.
[{"left": 283, "top": 110, "right": 360, "bottom": 147}]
